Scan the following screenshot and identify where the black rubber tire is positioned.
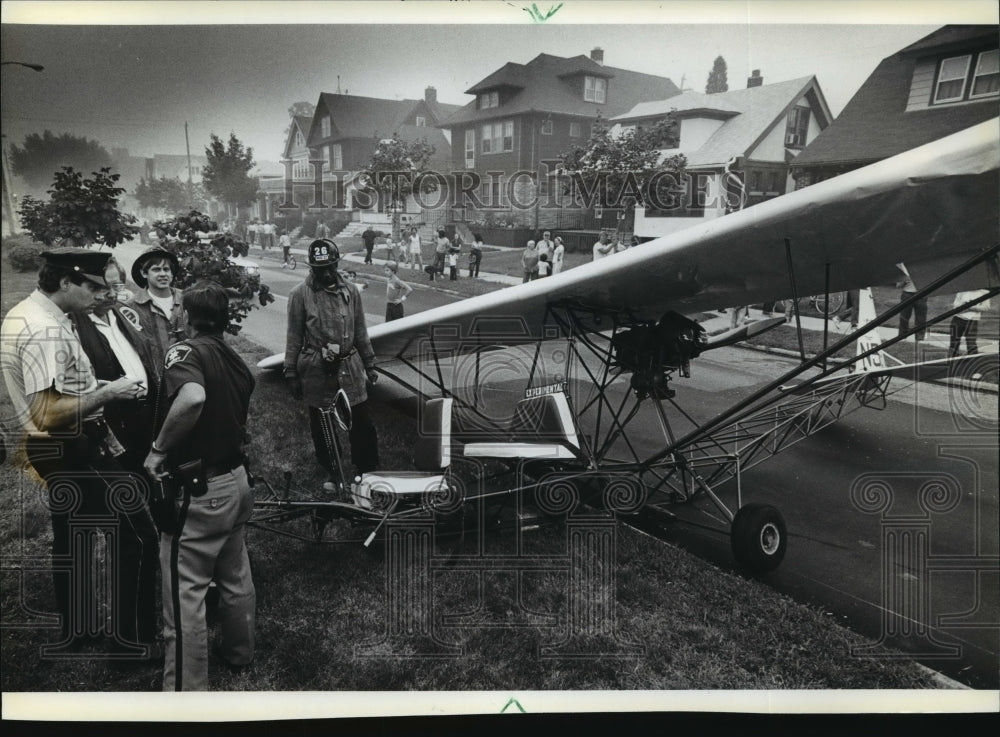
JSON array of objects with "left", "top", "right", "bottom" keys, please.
[{"left": 731, "top": 502, "right": 787, "bottom": 573}]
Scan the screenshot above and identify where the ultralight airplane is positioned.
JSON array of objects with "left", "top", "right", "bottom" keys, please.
[{"left": 250, "top": 118, "right": 999, "bottom": 573}]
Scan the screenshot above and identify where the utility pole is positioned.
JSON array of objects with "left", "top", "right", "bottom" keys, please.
[{"left": 184, "top": 121, "right": 192, "bottom": 185}]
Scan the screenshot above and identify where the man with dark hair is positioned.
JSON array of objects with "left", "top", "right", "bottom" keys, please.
[
  {"left": 127, "top": 246, "right": 187, "bottom": 370},
  {"left": 285, "top": 239, "right": 380, "bottom": 490},
  {"left": 144, "top": 280, "right": 256, "bottom": 691},
  {"left": 2, "top": 247, "right": 154, "bottom": 657}
]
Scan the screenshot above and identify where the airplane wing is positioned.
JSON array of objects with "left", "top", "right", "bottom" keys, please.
[{"left": 367, "top": 119, "right": 998, "bottom": 364}]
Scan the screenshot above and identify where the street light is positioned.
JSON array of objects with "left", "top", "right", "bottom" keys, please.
[{"left": 1, "top": 61, "right": 44, "bottom": 72}]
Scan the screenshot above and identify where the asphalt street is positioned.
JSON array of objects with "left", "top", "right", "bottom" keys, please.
[{"left": 115, "top": 240, "right": 999, "bottom": 688}]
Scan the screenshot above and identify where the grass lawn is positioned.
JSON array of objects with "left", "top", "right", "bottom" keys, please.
[{"left": 0, "top": 249, "right": 946, "bottom": 692}]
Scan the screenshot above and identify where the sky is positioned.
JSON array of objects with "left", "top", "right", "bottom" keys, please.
[{"left": 1, "top": 1, "right": 996, "bottom": 169}]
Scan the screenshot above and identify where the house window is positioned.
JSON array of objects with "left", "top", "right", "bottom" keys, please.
[
  {"left": 569, "top": 122, "right": 581, "bottom": 137},
  {"left": 785, "top": 107, "right": 810, "bottom": 148},
  {"left": 295, "top": 131, "right": 304, "bottom": 147},
  {"left": 322, "top": 145, "right": 331, "bottom": 171},
  {"left": 479, "top": 179, "right": 506, "bottom": 207},
  {"left": 971, "top": 49, "right": 1000, "bottom": 97},
  {"left": 479, "top": 91, "right": 499, "bottom": 109},
  {"left": 584, "top": 76, "right": 606, "bottom": 103},
  {"left": 934, "top": 55, "right": 972, "bottom": 102},
  {"left": 320, "top": 115, "right": 331, "bottom": 138},
  {"left": 415, "top": 116, "right": 426, "bottom": 127},
  {"left": 464, "top": 129, "right": 475, "bottom": 167},
  {"left": 481, "top": 121, "right": 513, "bottom": 154},
  {"left": 749, "top": 171, "right": 762, "bottom": 192},
  {"left": 331, "top": 143, "right": 343, "bottom": 170},
  {"left": 541, "top": 120, "right": 553, "bottom": 135}
]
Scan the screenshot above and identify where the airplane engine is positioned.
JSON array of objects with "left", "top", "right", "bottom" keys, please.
[{"left": 612, "top": 312, "right": 708, "bottom": 398}]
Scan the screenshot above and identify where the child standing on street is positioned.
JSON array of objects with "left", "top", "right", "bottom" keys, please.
[
  {"left": 279, "top": 229, "right": 293, "bottom": 269},
  {"left": 384, "top": 262, "right": 413, "bottom": 322}
]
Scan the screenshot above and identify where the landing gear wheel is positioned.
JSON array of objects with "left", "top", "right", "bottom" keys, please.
[{"left": 731, "top": 503, "right": 786, "bottom": 573}]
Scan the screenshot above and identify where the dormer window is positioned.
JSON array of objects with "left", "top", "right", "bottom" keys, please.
[
  {"left": 479, "top": 91, "right": 499, "bottom": 109},
  {"left": 415, "top": 116, "right": 426, "bottom": 127},
  {"left": 584, "top": 76, "right": 606, "bottom": 103},
  {"left": 933, "top": 49, "right": 999, "bottom": 104},
  {"left": 320, "top": 115, "right": 331, "bottom": 138},
  {"left": 971, "top": 49, "right": 999, "bottom": 98}
]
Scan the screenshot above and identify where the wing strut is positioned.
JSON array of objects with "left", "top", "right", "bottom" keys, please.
[{"left": 651, "top": 242, "right": 1000, "bottom": 466}]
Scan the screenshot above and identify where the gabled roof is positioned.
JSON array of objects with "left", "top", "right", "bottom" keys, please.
[
  {"left": 897, "top": 24, "right": 999, "bottom": 57},
  {"left": 618, "top": 77, "right": 826, "bottom": 168},
  {"left": 281, "top": 115, "right": 314, "bottom": 158},
  {"left": 314, "top": 93, "right": 413, "bottom": 140},
  {"left": 443, "top": 52, "right": 680, "bottom": 127},
  {"left": 792, "top": 27, "right": 999, "bottom": 168}
]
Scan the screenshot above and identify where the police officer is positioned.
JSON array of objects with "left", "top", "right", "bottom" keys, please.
[
  {"left": 1, "top": 247, "right": 157, "bottom": 656},
  {"left": 284, "top": 239, "right": 380, "bottom": 490},
  {"left": 143, "top": 280, "right": 256, "bottom": 691}
]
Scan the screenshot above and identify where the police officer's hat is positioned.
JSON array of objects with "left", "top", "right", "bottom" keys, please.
[
  {"left": 131, "top": 246, "right": 180, "bottom": 288},
  {"left": 40, "top": 247, "right": 111, "bottom": 288},
  {"left": 307, "top": 239, "right": 340, "bottom": 268}
]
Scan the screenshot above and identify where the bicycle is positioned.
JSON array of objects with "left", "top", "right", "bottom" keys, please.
[{"left": 772, "top": 292, "right": 844, "bottom": 317}]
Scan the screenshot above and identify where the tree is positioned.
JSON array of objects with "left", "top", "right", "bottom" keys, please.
[
  {"left": 8, "top": 131, "right": 113, "bottom": 190},
  {"left": 706, "top": 55, "right": 729, "bottom": 94},
  {"left": 17, "top": 166, "right": 138, "bottom": 247},
  {"left": 559, "top": 115, "right": 687, "bottom": 240},
  {"left": 201, "top": 133, "right": 259, "bottom": 220},
  {"left": 360, "top": 136, "right": 437, "bottom": 240},
  {"left": 283, "top": 101, "right": 317, "bottom": 137},
  {"left": 150, "top": 210, "right": 274, "bottom": 335},
  {"left": 135, "top": 176, "right": 207, "bottom": 217}
]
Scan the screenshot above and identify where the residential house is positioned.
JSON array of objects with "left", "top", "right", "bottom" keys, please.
[
  {"left": 439, "top": 48, "right": 681, "bottom": 232},
  {"left": 791, "top": 25, "right": 999, "bottom": 186},
  {"left": 615, "top": 71, "right": 832, "bottom": 241},
  {"left": 265, "top": 86, "right": 459, "bottom": 228}
]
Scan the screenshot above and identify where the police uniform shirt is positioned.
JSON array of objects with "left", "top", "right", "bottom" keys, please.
[
  {"left": 162, "top": 335, "right": 254, "bottom": 467},
  {"left": 1, "top": 290, "right": 101, "bottom": 431}
]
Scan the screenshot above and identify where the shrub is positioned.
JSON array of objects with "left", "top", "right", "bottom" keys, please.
[{"left": 3, "top": 235, "right": 44, "bottom": 272}]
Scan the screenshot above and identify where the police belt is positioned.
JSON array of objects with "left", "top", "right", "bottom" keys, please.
[{"left": 203, "top": 456, "right": 245, "bottom": 480}]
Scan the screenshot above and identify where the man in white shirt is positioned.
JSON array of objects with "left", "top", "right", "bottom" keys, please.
[
  {"left": 2, "top": 247, "right": 155, "bottom": 655},
  {"left": 592, "top": 230, "right": 614, "bottom": 261},
  {"left": 537, "top": 230, "right": 554, "bottom": 260},
  {"left": 949, "top": 290, "right": 992, "bottom": 358}
]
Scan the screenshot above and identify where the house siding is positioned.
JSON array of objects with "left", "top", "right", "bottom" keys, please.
[{"left": 905, "top": 58, "right": 938, "bottom": 111}]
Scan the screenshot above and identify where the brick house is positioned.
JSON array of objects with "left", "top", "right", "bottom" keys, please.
[{"left": 438, "top": 48, "right": 680, "bottom": 233}]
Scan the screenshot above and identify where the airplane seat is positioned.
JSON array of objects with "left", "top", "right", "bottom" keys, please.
[
  {"left": 412, "top": 396, "right": 453, "bottom": 471},
  {"left": 352, "top": 397, "right": 453, "bottom": 509},
  {"left": 463, "top": 391, "right": 580, "bottom": 460}
]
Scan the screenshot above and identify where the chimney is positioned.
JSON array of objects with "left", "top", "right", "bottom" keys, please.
[
  {"left": 747, "top": 69, "right": 763, "bottom": 88},
  {"left": 425, "top": 86, "right": 437, "bottom": 103},
  {"left": 590, "top": 47, "right": 604, "bottom": 65}
]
